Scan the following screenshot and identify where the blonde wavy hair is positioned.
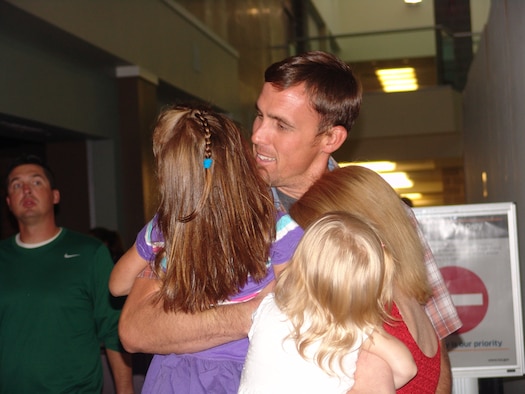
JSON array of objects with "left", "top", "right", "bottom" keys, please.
[
  {"left": 275, "top": 211, "right": 389, "bottom": 375},
  {"left": 290, "top": 165, "right": 432, "bottom": 306},
  {"left": 283, "top": 165, "right": 433, "bottom": 375},
  {"left": 152, "top": 104, "right": 276, "bottom": 313}
]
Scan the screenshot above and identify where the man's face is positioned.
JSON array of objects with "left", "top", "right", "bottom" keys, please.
[
  {"left": 6, "top": 164, "right": 59, "bottom": 224},
  {"left": 252, "top": 82, "right": 330, "bottom": 199}
]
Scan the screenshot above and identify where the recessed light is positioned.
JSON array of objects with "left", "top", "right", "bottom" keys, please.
[{"left": 375, "top": 67, "right": 418, "bottom": 92}]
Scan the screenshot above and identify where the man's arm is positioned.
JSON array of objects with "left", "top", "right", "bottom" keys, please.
[
  {"left": 119, "top": 276, "right": 273, "bottom": 354},
  {"left": 105, "top": 348, "right": 134, "bottom": 394},
  {"left": 436, "top": 342, "right": 452, "bottom": 394}
]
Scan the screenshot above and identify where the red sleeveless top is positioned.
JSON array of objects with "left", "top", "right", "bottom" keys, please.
[{"left": 383, "top": 303, "right": 441, "bottom": 393}]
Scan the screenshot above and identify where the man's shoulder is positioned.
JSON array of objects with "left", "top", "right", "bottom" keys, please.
[
  {"left": 0, "top": 235, "right": 15, "bottom": 250},
  {"left": 60, "top": 228, "right": 105, "bottom": 250},
  {"left": 0, "top": 235, "right": 15, "bottom": 243},
  {"left": 59, "top": 229, "right": 113, "bottom": 266}
]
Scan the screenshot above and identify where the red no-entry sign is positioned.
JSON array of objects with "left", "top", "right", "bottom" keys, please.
[{"left": 441, "top": 266, "right": 489, "bottom": 334}]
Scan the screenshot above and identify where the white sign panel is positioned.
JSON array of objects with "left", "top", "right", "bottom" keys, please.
[{"left": 414, "top": 202, "right": 524, "bottom": 378}]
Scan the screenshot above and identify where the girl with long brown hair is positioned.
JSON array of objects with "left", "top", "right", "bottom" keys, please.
[{"left": 110, "top": 104, "right": 303, "bottom": 393}]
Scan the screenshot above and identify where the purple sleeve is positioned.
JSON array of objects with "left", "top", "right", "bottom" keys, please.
[
  {"left": 135, "top": 215, "right": 165, "bottom": 262},
  {"left": 270, "top": 212, "right": 304, "bottom": 266}
]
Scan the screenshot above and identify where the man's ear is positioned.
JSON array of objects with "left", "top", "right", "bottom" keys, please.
[
  {"left": 323, "top": 125, "right": 348, "bottom": 154},
  {"left": 53, "top": 190, "right": 60, "bottom": 205}
]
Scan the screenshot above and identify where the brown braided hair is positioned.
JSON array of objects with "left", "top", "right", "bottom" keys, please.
[{"left": 151, "top": 104, "right": 276, "bottom": 312}]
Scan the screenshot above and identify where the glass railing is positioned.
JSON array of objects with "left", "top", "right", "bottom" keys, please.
[
  {"left": 436, "top": 26, "right": 477, "bottom": 90},
  {"left": 285, "top": 25, "right": 479, "bottom": 92}
]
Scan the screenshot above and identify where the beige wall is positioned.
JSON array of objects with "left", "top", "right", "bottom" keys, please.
[
  {"left": 463, "top": 1, "right": 525, "bottom": 391},
  {"left": 6, "top": 0, "right": 241, "bottom": 119},
  {"left": 335, "top": 86, "right": 463, "bottom": 163}
]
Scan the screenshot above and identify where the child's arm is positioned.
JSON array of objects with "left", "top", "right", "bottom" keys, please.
[
  {"left": 349, "top": 349, "right": 396, "bottom": 393},
  {"left": 362, "top": 330, "right": 417, "bottom": 389},
  {"left": 272, "top": 261, "right": 289, "bottom": 279},
  {"left": 109, "top": 243, "right": 149, "bottom": 297}
]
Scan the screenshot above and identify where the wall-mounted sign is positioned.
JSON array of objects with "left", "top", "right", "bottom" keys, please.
[{"left": 414, "top": 202, "right": 524, "bottom": 378}]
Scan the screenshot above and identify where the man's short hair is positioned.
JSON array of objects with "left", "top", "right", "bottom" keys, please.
[{"left": 5, "top": 154, "right": 56, "bottom": 191}]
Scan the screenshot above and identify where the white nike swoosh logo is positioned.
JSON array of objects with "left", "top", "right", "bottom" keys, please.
[{"left": 64, "top": 253, "right": 80, "bottom": 258}]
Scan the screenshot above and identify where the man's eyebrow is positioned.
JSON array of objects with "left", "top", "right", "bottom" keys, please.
[
  {"left": 270, "top": 113, "right": 294, "bottom": 129},
  {"left": 7, "top": 175, "right": 21, "bottom": 184},
  {"left": 8, "top": 173, "right": 45, "bottom": 184},
  {"left": 254, "top": 104, "right": 294, "bottom": 129}
]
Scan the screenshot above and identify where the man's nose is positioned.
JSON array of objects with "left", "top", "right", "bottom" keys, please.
[
  {"left": 251, "top": 121, "right": 268, "bottom": 145},
  {"left": 22, "top": 184, "right": 32, "bottom": 194}
]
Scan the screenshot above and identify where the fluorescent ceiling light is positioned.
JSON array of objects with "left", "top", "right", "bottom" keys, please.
[
  {"left": 339, "top": 161, "right": 396, "bottom": 172},
  {"left": 404, "top": 0, "right": 422, "bottom": 4},
  {"left": 400, "top": 192, "right": 422, "bottom": 200},
  {"left": 379, "top": 172, "right": 414, "bottom": 189},
  {"left": 338, "top": 161, "right": 413, "bottom": 189},
  {"left": 375, "top": 67, "right": 418, "bottom": 92}
]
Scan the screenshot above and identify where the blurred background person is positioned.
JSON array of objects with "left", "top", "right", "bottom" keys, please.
[
  {"left": 0, "top": 154, "right": 134, "bottom": 393},
  {"left": 90, "top": 226, "right": 125, "bottom": 263}
]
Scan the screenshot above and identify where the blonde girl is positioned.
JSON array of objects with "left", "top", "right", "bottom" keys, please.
[{"left": 239, "top": 211, "right": 416, "bottom": 393}]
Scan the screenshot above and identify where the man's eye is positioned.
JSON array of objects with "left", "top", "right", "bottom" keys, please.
[{"left": 11, "top": 183, "right": 21, "bottom": 190}]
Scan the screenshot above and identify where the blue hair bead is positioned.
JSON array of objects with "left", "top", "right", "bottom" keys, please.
[{"left": 203, "top": 158, "right": 213, "bottom": 169}]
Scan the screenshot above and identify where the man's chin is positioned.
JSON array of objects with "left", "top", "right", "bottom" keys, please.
[{"left": 256, "top": 166, "right": 275, "bottom": 185}]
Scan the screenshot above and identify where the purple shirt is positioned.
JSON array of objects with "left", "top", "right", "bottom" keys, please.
[{"left": 135, "top": 211, "right": 303, "bottom": 362}]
